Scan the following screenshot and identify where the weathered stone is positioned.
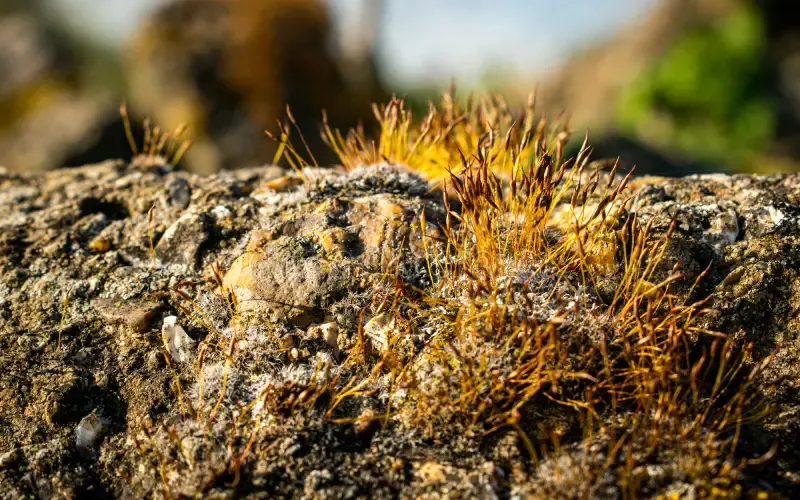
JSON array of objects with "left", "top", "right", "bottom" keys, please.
[
  {"left": 221, "top": 166, "right": 445, "bottom": 325},
  {"left": 155, "top": 211, "right": 208, "bottom": 271},
  {"left": 223, "top": 240, "right": 357, "bottom": 326},
  {"left": 94, "top": 298, "right": 161, "bottom": 334},
  {"left": 75, "top": 410, "right": 106, "bottom": 450},
  {"left": 88, "top": 234, "right": 112, "bottom": 253},
  {"left": 317, "top": 227, "right": 347, "bottom": 253},
  {"left": 262, "top": 175, "right": 305, "bottom": 193},
  {"left": 5, "top": 160, "right": 800, "bottom": 497},
  {"left": 165, "top": 177, "right": 192, "bottom": 209}
]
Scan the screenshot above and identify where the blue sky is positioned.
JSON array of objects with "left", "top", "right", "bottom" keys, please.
[{"left": 50, "top": 0, "right": 657, "bottom": 85}]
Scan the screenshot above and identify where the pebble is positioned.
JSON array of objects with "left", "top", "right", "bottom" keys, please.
[
  {"left": 75, "top": 410, "right": 106, "bottom": 450},
  {"left": 166, "top": 177, "right": 192, "bottom": 209},
  {"left": 161, "top": 316, "right": 195, "bottom": 363},
  {"left": 95, "top": 298, "right": 160, "bottom": 334},
  {"left": 73, "top": 348, "right": 91, "bottom": 365}
]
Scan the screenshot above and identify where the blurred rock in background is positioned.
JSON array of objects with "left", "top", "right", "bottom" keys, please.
[
  {"left": 564, "top": 133, "right": 722, "bottom": 178},
  {"left": 0, "top": 0, "right": 137, "bottom": 172},
  {"left": 0, "top": 0, "right": 386, "bottom": 174},
  {"left": 126, "top": 0, "right": 387, "bottom": 174},
  {"left": 2, "top": 0, "right": 800, "bottom": 175}
]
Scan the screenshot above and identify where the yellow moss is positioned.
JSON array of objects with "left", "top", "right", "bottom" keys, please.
[
  {"left": 324, "top": 92, "right": 565, "bottom": 186},
  {"left": 322, "top": 90, "right": 772, "bottom": 494}
]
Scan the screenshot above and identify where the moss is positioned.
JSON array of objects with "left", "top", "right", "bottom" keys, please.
[{"left": 316, "top": 89, "right": 779, "bottom": 497}]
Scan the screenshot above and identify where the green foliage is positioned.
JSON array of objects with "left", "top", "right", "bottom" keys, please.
[{"left": 615, "top": 4, "right": 776, "bottom": 166}]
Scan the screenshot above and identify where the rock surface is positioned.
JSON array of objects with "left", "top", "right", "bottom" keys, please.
[{"left": 1, "top": 161, "right": 800, "bottom": 497}]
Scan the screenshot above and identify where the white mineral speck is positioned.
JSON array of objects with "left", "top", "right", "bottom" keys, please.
[
  {"left": 363, "top": 313, "right": 394, "bottom": 353},
  {"left": 709, "top": 210, "right": 739, "bottom": 245},
  {"left": 161, "top": 315, "right": 195, "bottom": 363},
  {"left": 211, "top": 205, "right": 231, "bottom": 219},
  {"left": 320, "top": 322, "right": 340, "bottom": 358},
  {"left": 75, "top": 410, "right": 105, "bottom": 450},
  {"left": 768, "top": 206, "right": 785, "bottom": 225}
]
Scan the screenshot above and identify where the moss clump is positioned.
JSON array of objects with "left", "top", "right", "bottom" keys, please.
[{"left": 316, "top": 91, "right": 777, "bottom": 496}]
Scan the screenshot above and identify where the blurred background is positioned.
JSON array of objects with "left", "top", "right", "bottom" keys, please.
[{"left": 1, "top": 0, "right": 799, "bottom": 175}]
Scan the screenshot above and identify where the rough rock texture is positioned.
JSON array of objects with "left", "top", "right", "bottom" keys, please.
[
  {"left": 2, "top": 162, "right": 800, "bottom": 498},
  {"left": 0, "top": 161, "right": 445, "bottom": 498},
  {"left": 630, "top": 173, "right": 800, "bottom": 490}
]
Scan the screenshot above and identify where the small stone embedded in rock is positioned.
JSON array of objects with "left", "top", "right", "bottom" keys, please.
[
  {"left": 73, "top": 348, "right": 91, "bottom": 365},
  {"left": 88, "top": 235, "right": 111, "bottom": 253},
  {"left": 363, "top": 313, "right": 394, "bottom": 353},
  {"left": 155, "top": 212, "right": 207, "bottom": 271},
  {"left": 161, "top": 316, "right": 195, "bottom": 363},
  {"left": 75, "top": 410, "right": 106, "bottom": 450},
  {"left": 708, "top": 209, "right": 739, "bottom": 246},
  {"left": 211, "top": 205, "right": 231, "bottom": 220},
  {"left": 318, "top": 227, "right": 347, "bottom": 253},
  {"left": 262, "top": 175, "right": 304, "bottom": 193},
  {"left": 95, "top": 298, "right": 160, "bottom": 333},
  {"left": 319, "top": 322, "right": 340, "bottom": 359},
  {"left": 9, "top": 155, "right": 800, "bottom": 497},
  {"left": 165, "top": 177, "right": 192, "bottom": 209},
  {"left": 222, "top": 242, "right": 355, "bottom": 326}
]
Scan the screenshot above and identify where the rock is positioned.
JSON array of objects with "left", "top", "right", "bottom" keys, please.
[
  {"left": 155, "top": 212, "right": 208, "bottom": 271},
  {"left": 73, "top": 348, "right": 90, "bottom": 365},
  {"left": 318, "top": 227, "right": 347, "bottom": 253},
  {"left": 88, "top": 234, "right": 112, "bottom": 253},
  {"left": 223, "top": 240, "right": 356, "bottom": 325},
  {"left": 95, "top": 298, "right": 161, "bottom": 334},
  {"left": 165, "top": 177, "right": 192, "bottom": 209},
  {"left": 626, "top": 173, "right": 800, "bottom": 489},
  {"left": 223, "top": 165, "right": 444, "bottom": 324},
  {"left": 161, "top": 316, "right": 195, "bottom": 364},
  {"left": 362, "top": 313, "right": 393, "bottom": 353},
  {"left": 6, "top": 159, "right": 800, "bottom": 497},
  {"left": 262, "top": 175, "right": 305, "bottom": 193},
  {"left": 75, "top": 410, "right": 106, "bottom": 450}
]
